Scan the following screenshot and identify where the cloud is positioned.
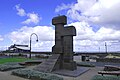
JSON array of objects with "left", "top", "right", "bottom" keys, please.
[
  {"left": 71, "top": 21, "right": 120, "bottom": 41},
  {"left": 0, "top": 46, "right": 8, "bottom": 51},
  {"left": 55, "top": 0, "right": 120, "bottom": 52},
  {"left": 15, "top": 4, "right": 41, "bottom": 25},
  {"left": 69, "top": 21, "right": 95, "bottom": 41},
  {"left": 22, "top": 13, "right": 41, "bottom": 25},
  {"left": 56, "top": 0, "right": 120, "bottom": 29},
  {"left": 55, "top": 3, "right": 74, "bottom": 12},
  {"left": 15, "top": 4, "right": 26, "bottom": 16},
  {"left": 9, "top": 26, "right": 54, "bottom": 51},
  {"left": 0, "top": 35, "right": 3, "bottom": 41},
  {"left": 8, "top": 21, "right": 120, "bottom": 52},
  {"left": 69, "top": 21, "right": 120, "bottom": 52},
  {"left": 11, "top": 3, "right": 120, "bottom": 52},
  {"left": 94, "top": 27, "right": 120, "bottom": 41},
  {"left": 82, "top": 0, "right": 120, "bottom": 25}
]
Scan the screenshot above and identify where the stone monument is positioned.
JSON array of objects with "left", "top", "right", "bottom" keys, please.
[
  {"left": 52, "top": 15, "right": 77, "bottom": 70},
  {"left": 34, "top": 15, "right": 77, "bottom": 73}
]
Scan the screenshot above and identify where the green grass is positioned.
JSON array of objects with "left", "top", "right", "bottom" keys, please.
[{"left": 0, "top": 57, "right": 32, "bottom": 64}]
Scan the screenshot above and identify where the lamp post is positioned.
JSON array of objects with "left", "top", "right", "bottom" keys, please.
[
  {"left": 105, "top": 42, "right": 107, "bottom": 53},
  {"left": 99, "top": 47, "right": 100, "bottom": 53},
  {"left": 29, "top": 33, "right": 38, "bottom": 58}
]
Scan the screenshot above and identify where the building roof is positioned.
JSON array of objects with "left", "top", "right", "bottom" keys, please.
[
  {"left": 15, "top": 46, "right": 30, "bottom": 50},
  {"left": 9, "top": 44, "right": 30, "bottom": 51}
]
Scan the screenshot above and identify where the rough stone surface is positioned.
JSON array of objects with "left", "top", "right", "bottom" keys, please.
[
  {"left": 34, "top": 15, "right": 77, "bottom": 73},
  {"left": 52, "top": 15, "right": 77, "bottom": 71},
  {"left": 34, "top": 54, "right": 60, "bottom": 72}
]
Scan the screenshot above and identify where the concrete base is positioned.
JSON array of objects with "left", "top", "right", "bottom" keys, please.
[
  {"left": 63, "top": 61, "right": 77, "bottom": 71},
  {"left": 53, "top": 67, "right": 89, "bottom": 77}
]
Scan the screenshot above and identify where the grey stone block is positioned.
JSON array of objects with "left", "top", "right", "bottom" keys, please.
[
  {"left": 34, "top": 15, "right": 77, "bottom": 73},
  {"left": 52, "top": 15, "right": 67, "bottom": 25}
]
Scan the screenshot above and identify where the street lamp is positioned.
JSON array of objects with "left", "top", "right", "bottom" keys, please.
[
  {"left": 99, "top": 47, "right": 100, "bottom": 53},
  {"left": 105, "top": 42, "right": 107, "bottom": 53},
  {"left": 29, "top": 33, "right": 38, "bottom": 58}
]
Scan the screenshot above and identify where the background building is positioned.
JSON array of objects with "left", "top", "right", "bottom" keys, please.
[{"left": 8, "top": 44, "right": 30, "bottom": 53}]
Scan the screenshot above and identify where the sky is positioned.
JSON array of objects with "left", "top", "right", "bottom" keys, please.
[{"left": 0, "top": 0, "right": 120, "bottom": 52}]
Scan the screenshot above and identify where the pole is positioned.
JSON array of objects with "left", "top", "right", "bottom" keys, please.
[
  {"left": 99, "top": 47, "right": 100, "bottom": 53},
  {"left": 29, "top": 39, "right": 31, "bottom": 58},
  {"left": 105, "top": 42, "right": 107, "bottom": 53},
  {"left": 29, "top": 33, "right": 38, "bottom": 59}
]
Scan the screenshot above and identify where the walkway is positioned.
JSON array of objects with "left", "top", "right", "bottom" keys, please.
[
  {"left": 62, "top": 67, "right": 103, "bottom": 80},
  {"left": 0, "top": 71, "right": 28, "bottom": 80}
]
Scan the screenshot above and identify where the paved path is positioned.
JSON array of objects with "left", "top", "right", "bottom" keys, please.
[
  {"left": 0, "top": 71, "right": 28, "bottom": 80},
  {"left": 75, "top": 67, "right": 103, "bottom": 80},
  {"left": 62, "top": 67, "right": 103, "bottom": 80}
]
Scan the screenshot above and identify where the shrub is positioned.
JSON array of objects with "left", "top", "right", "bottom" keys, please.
[
  {"left": 4, "top": 62, "right": 19, "bottom": 65},
  {"left": 91, "top": 75, "right": 120, "bottom": 80},
  {"left": 0, "top": 62, "right": 25, "bottom": 71},
  {"left": 12, "top": 69, "right": 63, "bottom": 80},
  {"left": 77, "top": 62, "right": 95, "bottom": 67}
]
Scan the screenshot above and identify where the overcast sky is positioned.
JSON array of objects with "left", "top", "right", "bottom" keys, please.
[{"left": 0, "top": 0, "right": 120, "bottom": 52}]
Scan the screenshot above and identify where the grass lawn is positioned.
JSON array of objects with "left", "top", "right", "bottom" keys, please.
[{"left": 0, "top": 57, "right": 32, "bottom": 64}]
